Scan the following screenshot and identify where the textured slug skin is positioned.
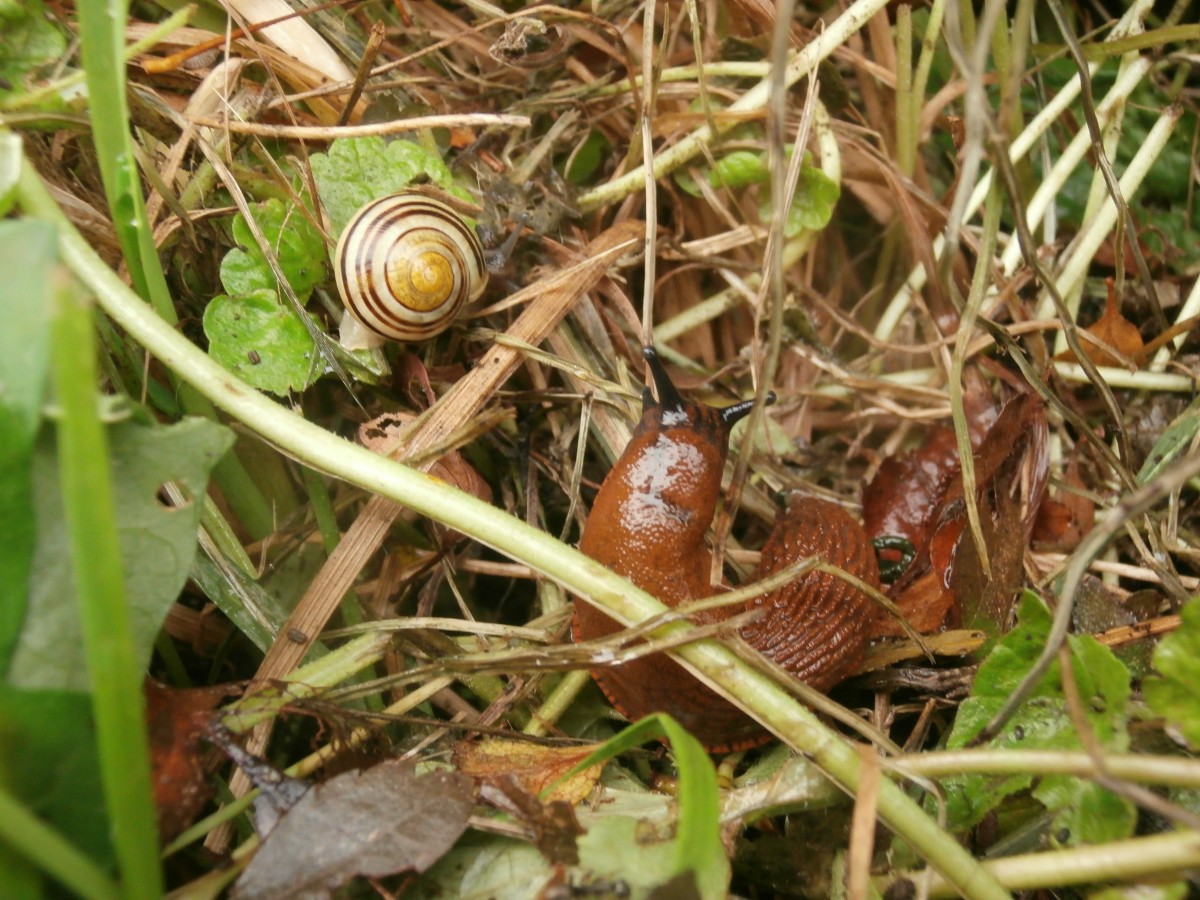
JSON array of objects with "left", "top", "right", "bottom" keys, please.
[{"left": 573, "top": 353, "right": 880, "bottom": 752}]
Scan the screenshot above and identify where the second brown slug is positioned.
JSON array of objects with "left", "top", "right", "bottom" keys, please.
[{"left": 573, "top": 347, "right": 880, "bottom": 752}]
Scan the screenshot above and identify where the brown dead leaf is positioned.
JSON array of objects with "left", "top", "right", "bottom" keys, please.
[
  {"left": 359, "top": 411, "right": 492, "bottom": 506},
  {"left": 1057, "top": 278, "right": 1145, "bottom": 367},
  {"left": 232, "top": 759, "right": 474, "bottom": 900},
  {"left": 454, "top": 737, "right": 604, "bottom": 805},
  {"left": 1032, "top": 456, "right": 1094, "bottom": 551},
  {"left": 145, "top": 678, "right": 239, "bottom": 841}
]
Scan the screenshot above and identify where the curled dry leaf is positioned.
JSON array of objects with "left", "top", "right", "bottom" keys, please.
[
  {"left": 206, "top": 721, "right": 310, "bottom": 838},
  {"left": 453, "top": 737, "right": 604, "bottom": 805},
  {"left": 232, "top": 759, "right": 474, "bottom": 900},
  {"left": 871, "top": 393, "right": 1049, "bottom": 638}
]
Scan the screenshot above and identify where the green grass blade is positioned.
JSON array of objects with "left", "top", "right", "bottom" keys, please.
[
  {"left": 50, "top": 272, "right": 163, "bottom": 899},
  {"left": 0, "top": 785, "right": 120, "bottom": 900},
  {"left": 75, "top": 0, "right": 173, "bottom": 317}
]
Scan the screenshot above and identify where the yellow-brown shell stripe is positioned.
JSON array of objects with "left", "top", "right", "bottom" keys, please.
[{"left": 336, "top": 196, "right": 486, "bottom": 340}]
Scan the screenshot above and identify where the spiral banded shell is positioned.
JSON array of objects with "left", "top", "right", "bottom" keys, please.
[{"left": 334, "top": 193, "right": 487, "bottom": 350}]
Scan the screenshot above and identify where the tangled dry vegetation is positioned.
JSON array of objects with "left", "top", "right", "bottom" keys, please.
[{"left": 6, "top": 0, "right": 1200, "bottom": 897}]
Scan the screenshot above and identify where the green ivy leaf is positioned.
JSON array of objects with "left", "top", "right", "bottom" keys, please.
[
  {"left": 673, "top": 146, "right": 839, "bottom": 237},
  {"left": 1143, "top": 596, "right": 1200, "bottom": 749},
  {"left": 940, "top": 592, "right": 1134, "bottom": 839},
  {"left": 310, "top": 137, "right": 470, "bottom": 237},
  {"left": 9, "top": 417, "right": 233, "bottom": 691},
  {"left": 777, "top": 164, "right": 840, "bottom": 236},
  {"left": 219, "top": 198, "right": 326, "bottom": 299},
  {"left": 203, "top": 290, "right": 319, "bottom": 395}
]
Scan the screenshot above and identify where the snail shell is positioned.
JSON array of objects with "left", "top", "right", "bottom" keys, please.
[{"left": 334, "top": 193, "right": 487, "bottom": 350}]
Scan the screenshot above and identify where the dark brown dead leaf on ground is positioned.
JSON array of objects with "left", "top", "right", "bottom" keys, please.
[
  {"left": 207, "top": 721, "right": 310, "bottom": 837},
  {"left": 145, "top": 678, "right": 239, "bottom": 841},
  {"left": 232, "top": 759, "right": 474, "bottom": 900}
]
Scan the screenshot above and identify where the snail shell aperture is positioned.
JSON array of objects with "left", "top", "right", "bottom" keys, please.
[{"left": 334, "top": 193, "right": 488, "bottom": 350}]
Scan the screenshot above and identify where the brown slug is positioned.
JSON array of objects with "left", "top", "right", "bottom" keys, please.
[{"left": 573, "top": 347, "right": 880, "bottom": 752}]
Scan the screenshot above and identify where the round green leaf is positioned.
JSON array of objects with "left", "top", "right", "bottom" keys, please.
[{"left": 204, "top": 291, "right": 320, "bottom": 394}]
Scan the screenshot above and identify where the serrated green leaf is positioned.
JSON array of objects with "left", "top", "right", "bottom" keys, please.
[
  {"left": 1142, "top": 596, "right": 1200, "bottom": 749},
  {"left": 781, "top": 165, "right": 840, "bottom": 236},
  {"left": 1034, "top": 775, "right": 1136, "bottom": 845},
  {"left": 203, "top": 291, "right": 320, "bottom": 395},
  {"left": 9, "top": 417, "right": 233, "bottom": 691},
  {"left": 219, "top": 198, "right": 326, "bottom": 299},
  {"left": 310, "top": 137, "right": 470, "bottom": 236},
  {"left": 939, "top": 592, "right": 1133, "bottom": 837}
]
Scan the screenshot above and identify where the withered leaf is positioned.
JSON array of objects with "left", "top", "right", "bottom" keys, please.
[
  {"left": 232, "top": 760, "right": 474, "bottom": 899},
  {"left": 1058, "top": 278, "right": 1145, "bottom": 367},
  {"left": 1032, "top": 456, "right": 1094, "bottom": 550},
  {"left": 453, "top": 737, "right": 604, "bottom": 805},
  {"left": 144, "top": 678, "right": 238, "bottom": 841},
  {"left": 207, "top": 722, "right": 309, "bottom": 837}
]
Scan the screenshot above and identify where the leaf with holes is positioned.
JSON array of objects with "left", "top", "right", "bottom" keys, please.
[
  {"left": 8, "top": 417, "right": 233, "bottom": 691},
  {"left": 204, "top": 290, "right": 319, "bottom": 395}
]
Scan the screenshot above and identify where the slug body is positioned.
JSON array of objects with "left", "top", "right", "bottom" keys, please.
[
  {"left": 574, "top": 349, "right": 880, "bottom": 752},
  {"left": 334, "top": 193, "right": 487, "bottom": 351}
]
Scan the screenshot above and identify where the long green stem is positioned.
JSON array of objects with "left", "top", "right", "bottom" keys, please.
[
  {"left": 50, "top": 274, "right": 162, "bottom": 897},
  {"left": 879, "top": 830, "right": 1200, "bottom": 898},
  {"left": 21, "top": 159, "right": 1008, "bottom": 900}
]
